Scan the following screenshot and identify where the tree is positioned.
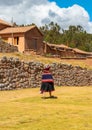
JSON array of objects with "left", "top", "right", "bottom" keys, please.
[
  {"left": 40, "top": 23, "right": 92, "bottom": 51},
  {"left": 40, "top": 22, "right": 61, "bottom": 44}
]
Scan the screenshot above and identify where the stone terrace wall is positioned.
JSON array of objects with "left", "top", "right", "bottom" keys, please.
[
  {"left": 51, "top": 63, "right": 92, "bottom": 86},
  {"left": 0, "top": 57, "right": 92, "bottom": 90},
  {"left": 0, "top": 39, "right": 18, "bottom": 52}
]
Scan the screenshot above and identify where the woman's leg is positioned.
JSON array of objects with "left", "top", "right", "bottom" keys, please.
[{"left": 49, "top": 91, "right": 52, "bottom": 97}]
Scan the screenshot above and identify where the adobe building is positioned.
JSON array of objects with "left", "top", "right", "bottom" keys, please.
[
  {"left": 43, "top": 42, "right": 75, "bottom": 57},
  {"left": 0, "top": 19, "right": 92, "bottom": 58},
  {"left": 0, "top": 19, "right": 43, "bottom": 53},
  {"left": 43, "top": 42, "right": 92, "bottom": 58}
]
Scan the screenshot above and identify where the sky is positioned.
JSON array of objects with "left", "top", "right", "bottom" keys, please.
[{"left": 0, "top": 0, "right": 92, "bottom": 33}]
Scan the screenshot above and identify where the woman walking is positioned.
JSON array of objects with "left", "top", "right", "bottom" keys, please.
[{"left": 40, "top": 64, "right": 55, "bottom": 98}]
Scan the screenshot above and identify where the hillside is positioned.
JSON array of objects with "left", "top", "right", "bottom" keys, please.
[{"left": 0, "top": 52, "right": 92, "bottom": 69}]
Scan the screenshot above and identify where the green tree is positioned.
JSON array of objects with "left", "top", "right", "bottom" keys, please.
[
  {"left": 40, "top": 23, "right": 92, "bottom": 52},
  {"left": 40, "top": 22, "right": 61, "bottom": 44}
]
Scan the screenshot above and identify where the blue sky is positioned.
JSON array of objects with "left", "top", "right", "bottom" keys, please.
[{"left": 49, "top": 0, "right": 92, "bottom": 21}]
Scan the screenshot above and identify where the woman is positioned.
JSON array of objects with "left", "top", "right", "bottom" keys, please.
[{"left": 40, "top": 65, "right": 55, "bottom": 98}]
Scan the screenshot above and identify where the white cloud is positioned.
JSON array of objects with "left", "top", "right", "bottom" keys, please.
[{"left": 0, "top": 0, "right": 92, "bottom": 33}]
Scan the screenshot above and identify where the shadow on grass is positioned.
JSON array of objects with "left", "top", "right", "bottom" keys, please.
[{"left": 41, "top": 96, "right": 58, "bottom": 99}]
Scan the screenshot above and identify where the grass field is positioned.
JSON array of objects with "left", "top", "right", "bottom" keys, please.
[{"left": 0, "top": 87, "right": 92, "bottom": 130}]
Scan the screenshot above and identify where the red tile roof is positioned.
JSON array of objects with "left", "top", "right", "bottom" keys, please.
[
  {"left": 44, "top": 42, "right": 92, "bottom": 55},
  {"left": 46, "top": 42, "right": 71, "bottom": 49},
  {"left": 0, "top": 19, "right": 12, "bottom": 26},
  {"left": 0, "top": 25, "right": 36, "bottom": 34},
  {"left": 73, "top": 48, "right": 92, "bottom": 55}
]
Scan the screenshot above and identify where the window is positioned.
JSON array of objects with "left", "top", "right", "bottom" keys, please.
[{"left": 14, "top": 37, "right": 19, "bottom": 45}]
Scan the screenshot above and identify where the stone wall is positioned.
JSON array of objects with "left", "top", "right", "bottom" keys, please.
[
  {"left": 0, "top": 39, "right": 18, "bottom": 52},
  {"left": 51, "top": 63, "right": 92, "bottom": 86},
  {"left": 0, "top": 57, "right": 92, "bottom": 90}
]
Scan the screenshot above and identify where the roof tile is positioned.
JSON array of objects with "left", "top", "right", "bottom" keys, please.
[
  {"left": 0, "top": 19, "right": 12, "bottom": 26},
  {"left": 0, "top": 25, "right": 36, "bottom": 34}
]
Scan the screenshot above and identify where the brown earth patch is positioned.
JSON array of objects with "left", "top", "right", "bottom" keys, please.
[{"left": 60, "top": 58, "right": 92, "bottom": 69}]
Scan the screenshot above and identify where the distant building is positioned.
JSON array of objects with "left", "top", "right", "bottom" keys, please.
[
  {"left": 43, "top": 42, "right": 92, "bottom": 58},
  {"left": 0, "top": 19, "right": 92, "bottom": 58},
  {"left": 0, "top": 19, "right": 43, "bottom": 53}
]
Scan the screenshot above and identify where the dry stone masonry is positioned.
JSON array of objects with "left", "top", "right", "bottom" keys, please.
[
  {"left": 0, "top": 57, "right": 92, "bottom": 90},
  {"left": 50, "top": 63, "right": 92, "bottom": 86},
  {"left": 0, "top": 39, "right": 18, "bottom": 52}
]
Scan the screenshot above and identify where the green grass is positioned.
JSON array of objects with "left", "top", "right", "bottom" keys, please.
[{"left": 0, "top": 87, "right": 92, "bottom": 130}]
